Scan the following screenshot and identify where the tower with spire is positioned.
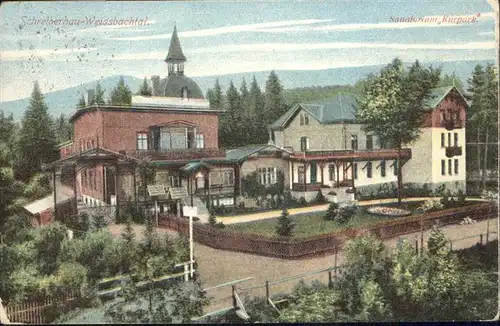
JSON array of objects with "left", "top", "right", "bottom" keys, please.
[{"left": 165, "top": 25, "right": 186, "bottom": 76}]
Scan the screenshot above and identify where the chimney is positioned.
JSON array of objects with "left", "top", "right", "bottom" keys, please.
[
  {"left": 151, "top": 76, "right": 160, "bottom": 96},
  {"left": 87, "top": 89, "right": 95, "bottom": 105}
]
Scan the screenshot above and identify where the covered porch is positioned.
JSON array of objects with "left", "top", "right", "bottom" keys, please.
[{"left": 42, "top": 147, "right": 140, "bottom": 222}]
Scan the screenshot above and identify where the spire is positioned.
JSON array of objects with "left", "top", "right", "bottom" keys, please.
[{"left": 165, "top": 24, "right": 186, "bottom": 63}]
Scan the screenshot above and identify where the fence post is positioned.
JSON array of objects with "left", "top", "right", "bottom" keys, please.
[
  {"left": 184, "top": 264, "right": 189, "bottom": 282},
  {"left": 486, "top": 219, "right": 490, "bottom": 243},
  {"left": 328, "top": 270, "right": 333, "bottom": 289},
  {"left": 265, "top": 281, "right": 270, "bottom": 302},
  {"left": 232, "top": 285, "right": 237, "bottom": 308},
  {"left": 449, "top": 240, "right": 453, "bottom": 251},
  {"left": 480, "top": 234, "right": 483, "bottom": 245},
  {"left": 415, "top": 239, "right": 419, "bottom": 255},
  {"left": 334, "top": 246, "right": 338, "bottom": 282}
]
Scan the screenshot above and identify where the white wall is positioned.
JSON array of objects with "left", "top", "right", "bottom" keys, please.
[
  {"left": 354, "top": 160, "right": 397, "bottom": 187},
  {"left": 402, "top": 128, "right": 433, "bottom": 184},
  {"left": 431, "top": 127, "right": 466, "bottom": 184}
]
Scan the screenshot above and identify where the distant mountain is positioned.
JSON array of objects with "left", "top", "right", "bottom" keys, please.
[{"left": 0, "top": 60, "right": 493, "bottom": 121}]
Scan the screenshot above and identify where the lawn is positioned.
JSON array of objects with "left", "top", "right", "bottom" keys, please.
[
  {"left": 226, "top": 209, "right": 389, "bottom": 239},
  {"left": 225, "top": 200, "right": 479, "bottom": 239}
]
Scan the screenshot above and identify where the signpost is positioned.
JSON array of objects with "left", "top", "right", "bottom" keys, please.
[
  {"left": 183, "top": 205, "right": 198, "bottom": 278},
  {"left": 147, "top": 185, "right": 167, "bottom": 227}
]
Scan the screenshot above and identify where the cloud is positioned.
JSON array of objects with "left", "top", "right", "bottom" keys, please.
[
  {"left": 191, "top": 41, "right": 497, "bottom": 53},
  {"left": 107, "top": 19, "right": 333, "bottom": 41},
  {"left": 478, "top": 31, "right": 495, "bottom": 36},
  {"left": 0, "top": 47, "right": 96, "bottom": 61}
]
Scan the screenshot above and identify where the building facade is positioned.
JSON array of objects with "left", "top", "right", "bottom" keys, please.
[{"left": 46, "top": 26, "right": 468, "bottom": 223}]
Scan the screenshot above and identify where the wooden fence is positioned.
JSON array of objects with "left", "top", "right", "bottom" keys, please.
[
  {"left": 4, "top": 291, "right": 78, "bottom": 324},
  {"left": 159, "top": 202, "right": 497, "bottom": 260}
]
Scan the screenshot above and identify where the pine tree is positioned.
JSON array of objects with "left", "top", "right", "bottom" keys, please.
[
  {"left": 54, "top": 114, "right": 72, "bottom": 143},
  {"left": 77, "top": 95, "right": 86, "bottom": 107},
  {"left": 209, "top": 79, "right": 223, "bottom": 110},
  {"left": 207, "top": 210, "right": 217, "bottom": 227},
  {"left": 15, "top": 81, "right": 59, "bottom": 181},
  {"left": 121, "top": 218, "right": 136, "bottom": 243},
  {"left": 249, "top": 76, "right": 265, "bottom": 118},
  {"left": 89, "top": 81, "right": 106, "bottom": 105},
  {"left": 324, "top": 202, "right": 339, "bottom": 221},
  {"left": 240, "top": 78, "right": 250, "bottom": 118},
  {"left": 264, "top": 70, "right": 286, "bottom": 124},
  {"left": 110, "top": 76, "right": 132, "bottom": 105},
  {"left": 138, "top": 77, "right": 152, "bottom": 96},
  {"left": 275, "top": 205, "right": 294, "bottom": 237}
]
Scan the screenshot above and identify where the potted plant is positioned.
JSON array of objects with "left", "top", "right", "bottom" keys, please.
[
  {"left": 326, "top": 191, "right": 338, "bottom": 203},
  {"left": 345, "top": 187, "right": 356, "bottom": 201}
]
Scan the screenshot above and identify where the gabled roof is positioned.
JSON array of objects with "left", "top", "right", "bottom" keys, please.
[
  {"left": 269, "top": 93, "right": 357, "bottom": 130},
  {"left": 165, "top": 25, "right": 186, "bottom": 62},
  {"left": 225, "top": 143, "right": 291, "bottom": 162},
  {"left": 423, "top": 85, "right": 469, "bottom": 109}
]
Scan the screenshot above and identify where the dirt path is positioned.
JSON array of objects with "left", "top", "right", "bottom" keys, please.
[{"left": 107, "top": 218, "right": 498, "bottom": 314}]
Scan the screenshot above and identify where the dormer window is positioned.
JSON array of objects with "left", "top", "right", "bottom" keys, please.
[{"left": 182, "top": 87, "right": 188, "bottom": 100}]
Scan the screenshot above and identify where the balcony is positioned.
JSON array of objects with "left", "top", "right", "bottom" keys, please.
[
  {"left": 440, "top": 119, "right": 462, "bottom": 130},
  {"left": 125, "top": 148, "right": 226, "bottom": 161},
  {"left": 445, "top": 146, "right": 462, "bottom": 158},
  {"left": 290, "top": 148, "right": 411, "bottom": 161}
]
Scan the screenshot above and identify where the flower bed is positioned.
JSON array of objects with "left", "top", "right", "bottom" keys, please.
[{"left": 366, "top": 206, "right": 412, "bottom": 217}]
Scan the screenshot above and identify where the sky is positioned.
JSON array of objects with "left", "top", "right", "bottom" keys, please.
[{"left": 0, "top": 0, "right": 497, "bottom": 102}]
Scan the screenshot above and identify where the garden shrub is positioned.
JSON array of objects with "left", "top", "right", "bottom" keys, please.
[
  {"left": 298, "top": 196, "right": 307, "bottom": 206},
  {"left": 336, "top": 202, "right": 357, "bottom": 224},
  {"left": 324, "top": 202, "right": 339, "bottom": 221},
  {"left": 441, "top": 191, "right": 450, "bottom": 208},
  {"left": 276, "top": 206, "right": 294, "bottom": 237},
  {"left": 456, "top": 189, "right": 466, "bottom": 206},
  {"left": 417, "top": 199, "right": 444, "bottom": 213},
  {"left": 315, "top": 189, "right": 326, "bottom": 204}
]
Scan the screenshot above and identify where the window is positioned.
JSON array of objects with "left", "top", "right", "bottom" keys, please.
[
  {"left": 366, "top": 162, "right": 372, "bottom": 178},
  {"left": 351, "top": 134, "right": 358, "bottom": 150},
  {"left": 441, "top": 133, "right": 445, "bottom": 148},
  {"left": 394, "top": 160, "right": 398, "bottom": 176},
  {"left": 440, "top": 111, "right": 445, "bottom": 121},
  {"left": 353, "top": 163, "right": 358, "bottom": 179},
  {"left": 91, "top": 140, "right": 95, "bottom": 148},
  {"left": 182, "top": 87, "right": 188, "bottom": 100},
  {"left": 298, "top": 166, "right": 305, "bottom": 183},
  {"left": 380, "top": 160, "right": 386, "bottom": 177},
  {"left": 454, "top": 159, "right": 459, "bottom": 175},
  {"left": 441, "top": 160, "right": 446, "bottom": 176},
  {"left": 169, "top": 175, "right": 181, "bottom": 187},
  {"left": 210, "top": 171, "right": 234, "bottom": 187},
  {"left": 86, "top": 141, "right": 90, "bottom": 149},
  {"left": 454, "top": 133, "right": 458, "bottom": 147},
  {"left": 299, "top": 113, "right": 309, "bottom": 126},
  {"left": 93, "top": 170, "right": 97, "bottom": 189},
  {"left": 448, "top": 159, "right": 452, "bottom": 175},
  {"left": 137, "top": 132, "right": 148, "bottom": 150},
  {"left": 447, "top": 133, "right": 451, "bottom": 147},
  {"left": 88, "top": 170, "right": 93, "bottom": 189},
  {"left": 258, "top": 167, "right": 277, "bottom": 185},
  {"left": 328, "top": 164, "right": 336, "bottom": 181},
  {"left": 366, "top": 135, "right": 373, "bottom": 150},
  {"left": 300, "top": 137, "right": 309, "bottom": 151},
  {"left": 379, "top": 139, "right": 387, "bottom": 149},
  {"left": 195, "top": 134, "right": 204, "bottom": 149},
  {"left": 455, "top": 111, "right": 460, "bottom": 120}
]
